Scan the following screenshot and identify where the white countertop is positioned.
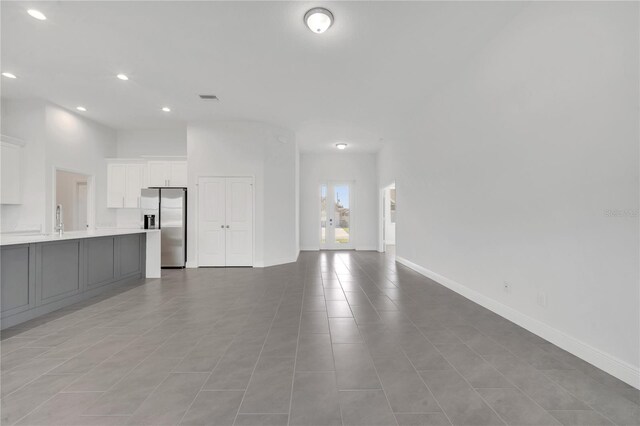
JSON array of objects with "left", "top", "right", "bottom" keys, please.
[{"left": 0, "top": 228, "right": 160, "bottom": 246}]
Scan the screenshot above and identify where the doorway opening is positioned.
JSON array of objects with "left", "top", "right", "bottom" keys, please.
[
  {"left": 320, "top": 181, "right": 354, "bottom": 250},
  {"left": 55, "top": 169, "right": 93, "bottom": 232},
  {"left": 380, "top": 182, "right": 396, "bottom": 253}
]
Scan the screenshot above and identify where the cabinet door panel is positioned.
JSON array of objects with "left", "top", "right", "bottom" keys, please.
[
  {"left": 169, "top": 161, "right": 187, "bottom": 187},
  {"left": 1, "top": 245, "right": 35, "bottom": 317},
  {"left": 39, "top": 241, "right": 81, "bottom": 303},
  {"left": 124, "top": 164, "right": 145, "bottom": 208},
  {"left": 148, "top": 161, "right": 169, "bottom": 187},
  {"left": 107, "top": 164, "right": 126, "bottom": 208},
  {"left": 86, "top": 237, "right": 115, "bottom": 288},
  {"left": 119, "top": 234, "right": 141, "bottom": 276}
]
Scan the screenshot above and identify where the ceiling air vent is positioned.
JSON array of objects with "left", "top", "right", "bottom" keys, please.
[{"left": 199, "top": 94, "right": 219, "bottom": 100}]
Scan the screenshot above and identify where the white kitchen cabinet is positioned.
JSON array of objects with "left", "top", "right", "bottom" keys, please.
[
  {"left": 0, "top": 141, "right": 23, "bottom": 205},
  {"left": 124, "top": 165, "right": 145, "bottom": 208},
  {"left": 147, "top": 161, "right": 187, "bottom": 187},
  {"left": 169, "top": 161, "right": 187, "bottom": 186},
  {"left": 147, "top": 161, "right": 169, "bottom": 187},
  {"left": 107, "top": 163, "right": 146, "bottom": 208},
  {"left": 107, "top": 164, "right": 126, "bottom": 208}
]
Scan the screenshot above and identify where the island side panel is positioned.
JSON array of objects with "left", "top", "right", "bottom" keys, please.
[
  {"left": 0, "top": 233, "right": 147, "bottom": 330},
  {"left": 0, "top": 244, "right": 36, "bottom": 318}
]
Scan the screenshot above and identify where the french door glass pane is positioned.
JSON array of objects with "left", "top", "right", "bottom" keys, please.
[
  {"left": 334, "top": 184, "right": 350, "bottom": 244},
  {"left": 320, "top": 184, "right": 327, "bottom": 244}
]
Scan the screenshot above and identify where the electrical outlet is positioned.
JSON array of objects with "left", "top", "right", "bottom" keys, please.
[
  {"left": 537, "top": 292, "right": 547, "bottom": 308},
  {"left": 503, "top": 281, "right": 510, "bottom": 293}
]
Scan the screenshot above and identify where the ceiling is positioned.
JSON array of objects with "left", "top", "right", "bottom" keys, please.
[{"left": 1, "top": 1, "right": 526, "bottom": 152}]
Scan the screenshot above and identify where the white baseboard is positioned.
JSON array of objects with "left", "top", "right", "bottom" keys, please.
[
  {"left": 261, "top": 253, "right": 300, "bottom": 268},
  {"left": 395, "top": 255, "right": 640, "bottom": 389},
  {"left": 185, "top": 261, "right": 198, "bottom": 269},
  {"left": 356, "top": 245, "right": 379, "bottom": 251},
  {"left": 300, "top": 246, "right": 319, "bottom": 251}
]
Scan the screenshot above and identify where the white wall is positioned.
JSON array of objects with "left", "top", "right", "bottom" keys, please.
[
  {"left": 116, "top": 128, "right": 186, "bottom": 158},
  {"left": 300, "top": 153, "right": 378, "bottom": 250},
  {"left": 0, "top": 99, "right": 47, "bottom": 233},
  {"left": 45, "top": 104, "right": 117, "bottom": 232},
  {"left": 378, "top": 2, "right": 639, "bottom": 386},
  {"left": 187, "top": 121, "right": 297, "bottom": 267},
  {"left": 1, "top": 100, "right": 118, "bottom": 233}
]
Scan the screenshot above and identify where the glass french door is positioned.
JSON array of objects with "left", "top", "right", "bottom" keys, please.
[{"left": 320, "top": 182, "right": 353, "bottom": 249}]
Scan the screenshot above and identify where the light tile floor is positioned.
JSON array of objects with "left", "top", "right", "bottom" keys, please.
[{"left": 1, "top": 251, "right": 638, "bottom": 426}]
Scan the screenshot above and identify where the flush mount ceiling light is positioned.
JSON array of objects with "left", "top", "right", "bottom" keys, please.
[
  {"left": 336, "top": 143, "right": 347, "bottom": 150},
  {"left": 76, "top": 106, "right": 87, "bottom": 112},
  {"left": 2, "top": 72, "right": 17, "bottom": 79},
  {"left": 116, "top": 73, "right": 129, "bottom": 81},
  {"left": 304, "top": 7, "right": 333, "bottom": 34},
  {"left": 161, "top": 107, "right": 171, "bottom": 112},
  {"left": 27, "top": 9, "right": 47, "bottom": 20}
]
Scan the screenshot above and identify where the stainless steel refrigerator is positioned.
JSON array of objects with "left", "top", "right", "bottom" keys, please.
[{"left": 141, "top": 188, "right": 187, "bottom": 268}]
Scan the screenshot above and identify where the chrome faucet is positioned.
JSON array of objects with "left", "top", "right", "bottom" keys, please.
[{"left": 55, "top": 204, "right": 64, "bottom": 236}]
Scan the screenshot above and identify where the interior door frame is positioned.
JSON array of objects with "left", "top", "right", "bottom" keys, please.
[
  {"left": 52, "top": 166, "right": 95, "bottom": 233},
  {"left": 196, "top": 175, "right": 255, "bottom": 267},
  {"left": 75, "top": 181, "right": 88, "bottom": 230},
  {"left": 319, "top": 180, "right": 355, "bottom": 250},
  {"left": 378, "top": 181, "right": 395, "bottom": 253}
]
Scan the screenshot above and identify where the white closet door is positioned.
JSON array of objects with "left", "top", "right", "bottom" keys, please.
[
  {"left": 224, "top": 177, "right": 253, "bottom": 266},
  {"left": 198, "top": 177, "right": 226, "bottom": 266}
]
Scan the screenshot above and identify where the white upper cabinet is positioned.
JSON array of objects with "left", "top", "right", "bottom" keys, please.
[
  {"left": 147, "top": 161, "right": 169, "bottom": 187},
  {"left": 124, "top": 165, "right": 145, "bottom": 208},
  {"left": 0, "top": 139, "right": 24, "bottom": 205},
  {"left": 107, "top": 158, "right": 186, "bottom": 209},
  {"left": 107, "top": 163, "right": 126, "bottom": 208},
  {"left": 107, "top": 163, "right": 146, "bottom": 208},
  {"left": 169, "top": 161, "right": 187, "bottom": 186},
  {"left": 148, "top": 161, "right": 187, "bottom": 187}
]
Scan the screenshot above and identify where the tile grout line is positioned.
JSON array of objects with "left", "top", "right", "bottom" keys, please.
[
  {"left": 8, "top": 327, "right": 179, "bottom": 425},
  {"left": 337, "top": 252, "right": 399, "bottom": 426},
  {"left": 364, "top": 252, "right": 616, "bottom": 426},
  {"left": 286, "top": 265, "right": 310, "bottom": 426},
  {"left": 175, "top": 295, "right": 250, "bottom": 425},
  {"left": 227, "top": 279, "right": 290, "bottom": 426},
  {"left": 354, "top": 253, "right": 449, "bottom": 426}
]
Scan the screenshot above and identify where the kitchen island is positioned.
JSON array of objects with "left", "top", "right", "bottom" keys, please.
[{"left": 0, "top": 229, "right": 160, "bottom": 329}]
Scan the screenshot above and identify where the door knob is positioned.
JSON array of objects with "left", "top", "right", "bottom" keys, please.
[
  {"left": 220, "top": 225, "right": 224, "bottom": 228},
  {"left": 226, "top": 225, "right": 230, "bottom": 229}
]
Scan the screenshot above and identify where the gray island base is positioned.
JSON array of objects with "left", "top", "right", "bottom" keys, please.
[{"left": 1, "top": 232, "right": 148, "bottom": 330}]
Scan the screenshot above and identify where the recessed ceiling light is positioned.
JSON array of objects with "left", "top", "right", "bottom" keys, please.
[
  {"left": 116, "top": 73, "right": 129, "bottom": 81},
  {"left": 76, "top": 106, "right": 87, "bottom": 112},
  {"left": 161, "top": 107, "right": 171, "bottom": 112},
  {"left": 336, "top": 143, "right": 347, "bottom": 150},
  {"left": 2, "top": 72, "right": 17, "bottom": 79},
  {"left": 27, "top": 9, "right": 47, "bottom": 20},
  {"left": 304, "top": 8, "right": 333, "bottom": 34}
]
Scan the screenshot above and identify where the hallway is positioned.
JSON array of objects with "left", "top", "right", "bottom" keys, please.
[{"left": 1, "top": 251, "right": 638, "bottom": 426}]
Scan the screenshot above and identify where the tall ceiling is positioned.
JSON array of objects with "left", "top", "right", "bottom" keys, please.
[{"left": 1, "top": 1, "right": 526, "bottom": 151}]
